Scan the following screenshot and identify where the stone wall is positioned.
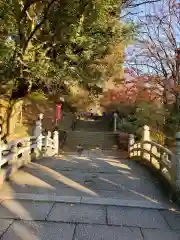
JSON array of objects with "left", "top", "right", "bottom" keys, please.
[
  {"left": 59, "top": 112, "right": 75, "bottom": 131},
  {"left": 117, "top": 132, "right": 129, "bottom": 150}
]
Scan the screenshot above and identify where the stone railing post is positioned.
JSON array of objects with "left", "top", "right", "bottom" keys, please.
[
  {"left": 9, "top": 142, "right": 18, "bottom": 166},
  {"left": 53, "top": 130, "right": 59, "bottom": 155},
  {"left": 175, "top": 132, "right": 180, "bottom": 196},
  {"left": 45, "top": 131, "right": 51, "bottom": 156},
  {"left": 25, "top": 138, "right": 31, "bottom": 164},
  {"left": 113, "top": 112, "right": 118, "bottom": 132},
  {"left": 129, "top": 134, "right": 135, "bottom": 158},
  {"left": 142, "top": 125, "right": 150, "bottom": 160},
  {"left": 33, "top": 113, "right": 43, "bottom": 157},
  {"left": 143, "top": 125, "right": 150, "bottom": 141}
]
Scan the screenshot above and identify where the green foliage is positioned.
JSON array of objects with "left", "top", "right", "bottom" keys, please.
[
  {"left": 164, "top": 110, "right": 180, "bottom": 138},
  {"left": 28, "top": 91, "right": 47, "bottom": 101},
  {"left": 117, "top": 118, "right": 138, "bottom": 134},
  {"left": 135, "top": 101, "right": 165, "bottom": 130},
  {"left": 115, "top": 101, "right": 165, "bottom": 137},
  {"left": 0, "top": 0, "right": 137, "bottom": 102}
]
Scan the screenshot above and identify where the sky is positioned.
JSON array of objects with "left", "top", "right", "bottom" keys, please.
[{"left": 123, "top": 0, "right": 180, "bottom": 75}]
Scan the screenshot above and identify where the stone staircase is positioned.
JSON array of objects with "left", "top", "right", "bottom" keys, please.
[
  {"left": 62, "top": 131, "right": 118, "bottom": 151},
  {"left": 75, "top": 119, "right": 111, "bottom": 132},
  {"left": 62, "top": 118, "right": 118, "bottom": 152}
]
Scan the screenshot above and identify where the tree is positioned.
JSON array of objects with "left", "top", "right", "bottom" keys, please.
[
  {"left": 0, "top": 0, "right": 58, "bottom": 96},
  {"left": 40, "top": 1, "right": 136, "bottom": 93},
  {"left": 0, "top": 1, "right": 130, "bottom": 96},
  {"left": 100, "top": 71, "right": 163, "bottom": 106},
  {"left": 0, "top": 0, "right": 160, "bottom": 99},
  {"left": 99, "top": 69, "right": 167, "bottom": 135},
  {"left": 127, "top": 0, "right": 180, "bottom": 111}
]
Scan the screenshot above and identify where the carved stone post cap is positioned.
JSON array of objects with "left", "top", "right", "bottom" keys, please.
[
  {"left": 113, "top": 113, "right": 118, "bottom": 118},
  {"left": 38, "top": 113, "right": 44, "bottom": 120},
  {"left": 143, "top": 125, "right": 150, "bottom": 131},
  {"left": 129, "top": 134, "right": 135, "bottom": 139},
  {"left": 53, "top": 131, "right": 58, "bottom": 136}
]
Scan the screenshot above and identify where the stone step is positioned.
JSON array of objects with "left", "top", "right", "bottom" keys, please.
[
  {"left": 63, "top": 130, "right": 117, "bottom": 150},
  {"left": 75, "top": 119, "right": 111, "bottom": 132},
  {"left": 67, "top": 138, "right": 116, "bottom": 141},
  {"left": 0, "top": 197, "right": 178, "bottom": 240},
  {"left": 0, "top": 193, "right": 172, "bottom": 210},
  {"left": 63, "top": 144, "right": 117, "bottom": 150}
]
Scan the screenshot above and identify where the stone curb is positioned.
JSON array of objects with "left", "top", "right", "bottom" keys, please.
[
  {"left": 80, "top": 197, "right": 172, "bottom": 210},
  {"left": 0, "top": 193, "right": 174, "bottom": 210},
  {"left": 0, "top": 194, "right": 81, "bottom": 204}
]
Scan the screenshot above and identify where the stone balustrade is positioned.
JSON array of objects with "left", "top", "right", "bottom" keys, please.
[
  {"left": 0, "top": 113, "right": 59, "bottom": 170},
  {"left": 129, "top": 125, "right": 180, "bottom": 202}
]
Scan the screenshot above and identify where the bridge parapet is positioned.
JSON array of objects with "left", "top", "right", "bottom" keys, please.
[
  {"left": 0, "top": 113, "right": 59, "bottom": 185},
  {"left": 129, "top": 125, "right": 180, "bottom": 203}
]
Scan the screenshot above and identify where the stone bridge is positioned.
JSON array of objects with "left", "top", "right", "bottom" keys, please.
[{"left": 0, "top": 114, "right": 179, "bottom": 240}]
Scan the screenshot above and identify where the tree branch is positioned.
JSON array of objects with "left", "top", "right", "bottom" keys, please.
[{"left": 23, "top": 0, "right": 58, "bottom": 53}]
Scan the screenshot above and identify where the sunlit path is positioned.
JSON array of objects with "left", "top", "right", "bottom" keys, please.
[
  {"left": 0, "top": 116, "right": 179, "bottom": 240},
  {"left": 0, "top": 150, "right": 170, "bottom": 205},
  {"left": 0, "top": 149, "right": 179, "bottom": 240}
]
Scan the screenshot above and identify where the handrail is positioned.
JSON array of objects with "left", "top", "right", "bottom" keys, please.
[
  {"left": 0, "top": 132, "right": 59, "bottom": 168},
  {"left": 130, "top": 137, "right": 176, "bottom": 188},
  {"left": 143, "top": 140, "right": 174, "bottom": 156},
  {"left": 0, "top": 113, "right": 60, "bottom": 187}
]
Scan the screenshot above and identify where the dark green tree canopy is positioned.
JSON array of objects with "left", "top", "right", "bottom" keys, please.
[{"left": 0, "top": 0, "right": 139, "bottom": 99}]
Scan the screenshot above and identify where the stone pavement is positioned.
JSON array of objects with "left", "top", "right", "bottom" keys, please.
[
  {"left": 0, "top": 149, "right": 179, "bottom": 239},
  {"left": 0, "top": 200, "right": 179, "bottom": 239},
  {"left": 0, "top": 149, "right": 171, "bottom": 203}
]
